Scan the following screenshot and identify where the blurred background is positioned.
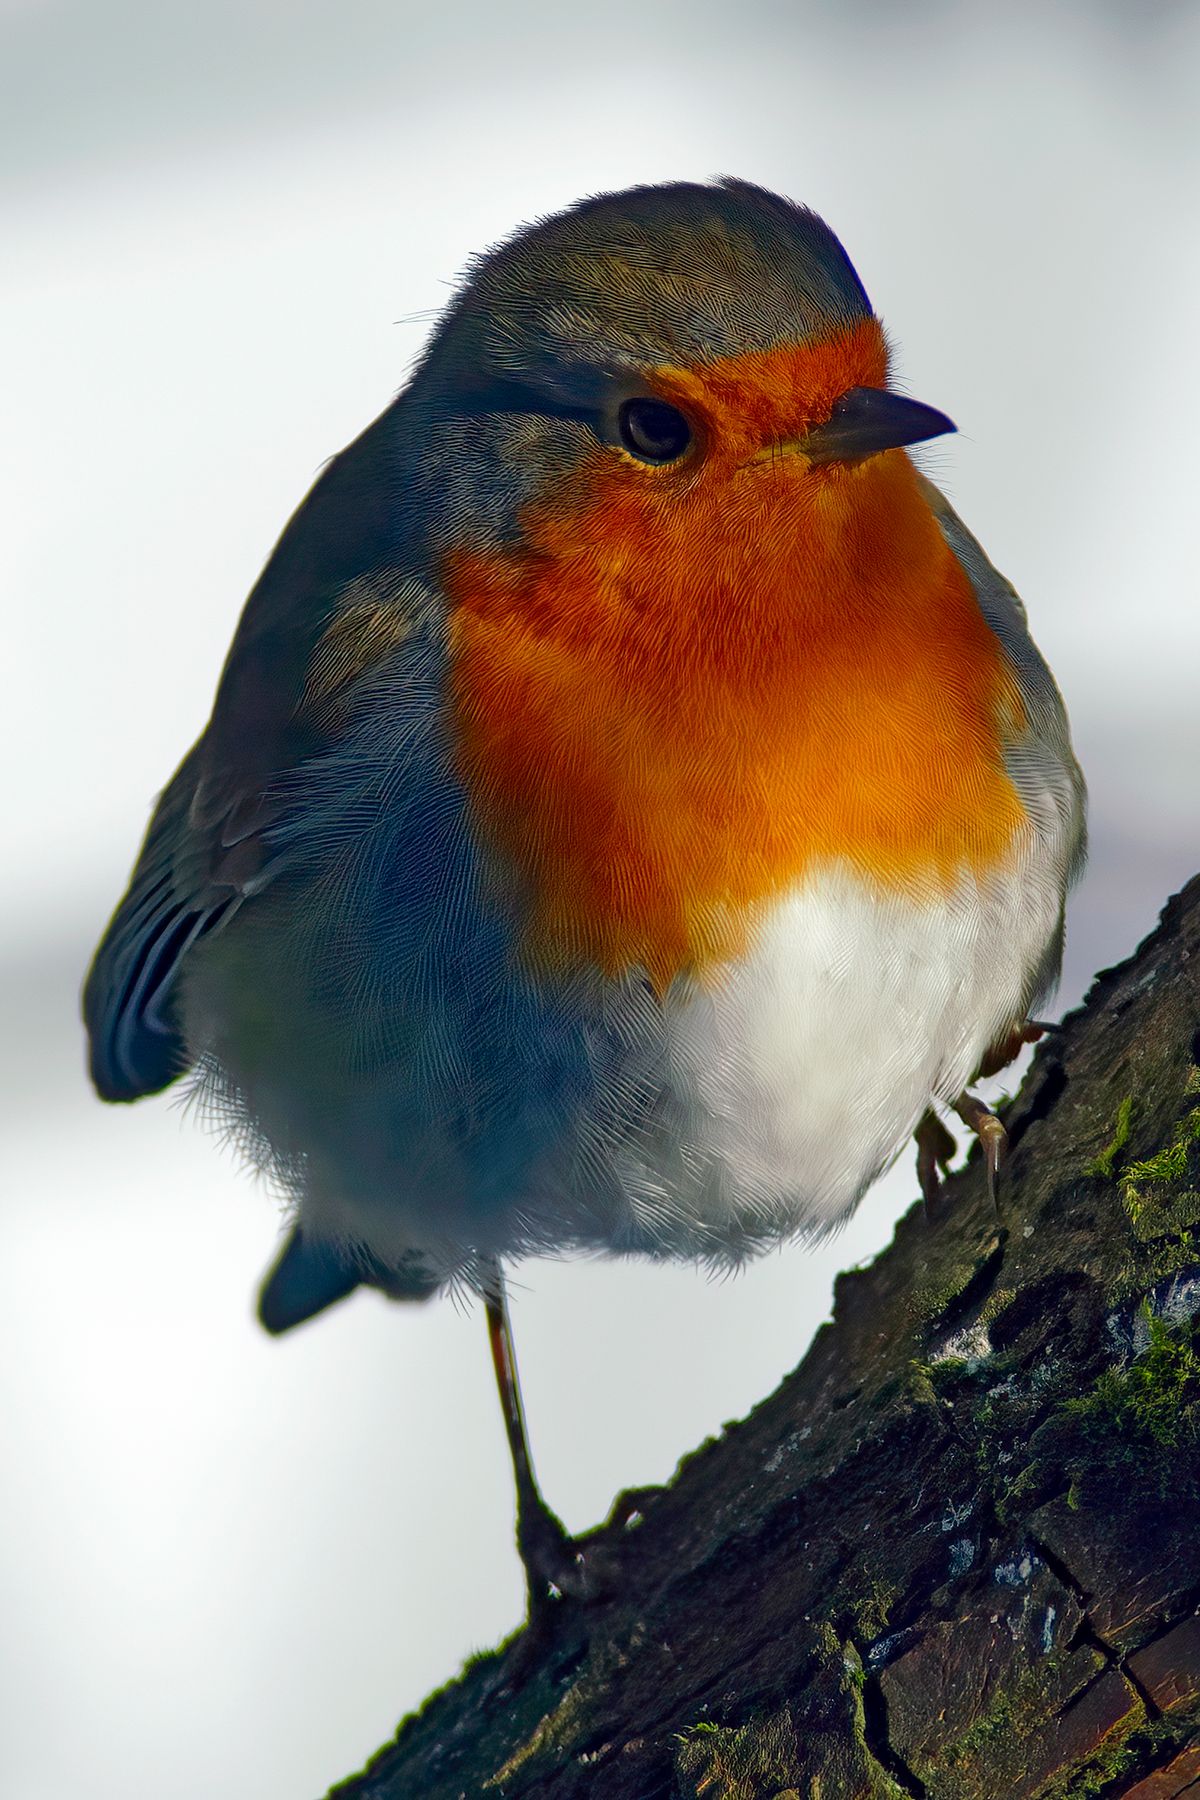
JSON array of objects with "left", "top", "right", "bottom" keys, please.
[{"left": 3, "top": 1, "right": 1198, "bottom": 1795}]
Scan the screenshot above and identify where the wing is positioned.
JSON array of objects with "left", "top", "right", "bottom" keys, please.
[
  {"left": 918, "top": 471, "right": 1087, "bottom": 1000},
  {"left": 84, "top": 744, "right": 244, "bottom": 1100},
  {"left": 84, "top": 398, "right": 425, "bottom": 1103}
]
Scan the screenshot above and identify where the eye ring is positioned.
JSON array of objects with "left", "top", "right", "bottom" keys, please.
[{"left": 617, "top": 397, "right": 693, "bottom": 466}]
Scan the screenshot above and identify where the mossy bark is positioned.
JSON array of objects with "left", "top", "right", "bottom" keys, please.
[{"left": 331, "top": 877, "right": 1200, "bottom": 1800}]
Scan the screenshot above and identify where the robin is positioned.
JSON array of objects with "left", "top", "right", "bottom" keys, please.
[{"left": 84, "top": 180, "right": 1086, "bottom": 1611}]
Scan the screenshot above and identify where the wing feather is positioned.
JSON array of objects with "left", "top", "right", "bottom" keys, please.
[
  {"left": 84, "top": 399, "right": 430, "bottom": 1105},
  {"left": 84, "top": 748, "right": 243, "bottom": 1100},
  {"left": 83, "top": 612, "right": 421, "bottom": 1106}
]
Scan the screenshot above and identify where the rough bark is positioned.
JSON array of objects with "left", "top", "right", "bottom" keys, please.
[{"left": 332, "top": 877, "right": 1200, "bottom": 1800}]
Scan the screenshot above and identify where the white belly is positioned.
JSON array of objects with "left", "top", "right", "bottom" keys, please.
[
  {"left": 197, "top": 840, "right": 1063, "bottom": 1284},
  {"left": 581, "top": 848, "right": 1063, "bottom": 1262}
]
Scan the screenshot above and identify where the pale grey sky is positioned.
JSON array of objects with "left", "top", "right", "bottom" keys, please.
[{"left": 3, "top": 3, "right": 1199, "bottom": 1797}]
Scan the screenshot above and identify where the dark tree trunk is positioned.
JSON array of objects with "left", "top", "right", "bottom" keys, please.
[{"left": 332, "top": 877, "right": 1200, "bottom": 1800}]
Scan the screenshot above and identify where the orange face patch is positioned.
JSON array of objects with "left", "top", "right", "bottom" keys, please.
[{"left": 444, "top": 323, "right": 1026, "bottom": 988}]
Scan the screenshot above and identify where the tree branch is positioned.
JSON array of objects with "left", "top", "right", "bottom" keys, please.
[{"left": 332, "top": 876, "right": 1200, "bottom": 1800}]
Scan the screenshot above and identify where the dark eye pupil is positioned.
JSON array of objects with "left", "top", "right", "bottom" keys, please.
[{"left": 617, "top": 398, "right": 692, "bottom": 464}]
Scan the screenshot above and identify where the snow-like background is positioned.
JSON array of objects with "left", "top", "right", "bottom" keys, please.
[{"left": 3, "top": 3, "right": 1198, "bottom": 1795}]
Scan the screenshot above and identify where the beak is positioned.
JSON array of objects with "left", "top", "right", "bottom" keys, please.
[{"left": 799, "top": 386, "right": 956, "bottom": 465}]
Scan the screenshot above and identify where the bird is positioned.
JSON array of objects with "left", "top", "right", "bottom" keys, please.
[{"left": 83, "top": 179, "right": 1086, "bottom": 1612}]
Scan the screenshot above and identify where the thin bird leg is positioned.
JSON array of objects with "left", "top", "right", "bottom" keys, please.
[
  {"left": 952, "top": 1090, "right": 1007, "bottom": 1214},
  {"left": 482, "top": 1261, "right": 587, "bottom": 1613},
  {"left": 914, "top": 1108, "right": 958, "bottom": 1217}
]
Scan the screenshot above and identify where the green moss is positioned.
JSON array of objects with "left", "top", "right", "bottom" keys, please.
[
  {"left": 971, "top": 1368, "right": 1039, "bottom": 1464},
  {"left": 903, "top": 1360, "right": 943, "bottom": 1412},
  {"left": 1123, "top": 1106, "right": 1200, "bottom": 1187},
  {"left": 483, "top": 1674, "right": 600, "bottom": 1787},
  {"left": 1038, "top": 1710, "right": 1200, "bottom": 1800},
  {"left": 995, "top": 1459, "right": 1044, "bottom": 1524},
  {"left": 1037, "top": 1732, "right": 1141, "bottom": 1799},
  {"left": 1111, "top": 1103, "right": 1200, "bottom": 1257},
  {"left": 926, "top": 1355, "right": 969, "bottom": 1387},
  {"left": 1109, "top": 1216, "right": 1200, "bottom": 1302},
  {"left": 979, "top": 1284, "right": 1017, "bottom": 1328},
  {"left": 962, "top": 1343, "right": 1091, "bottom": 1520},
  {"left": 1059, "top": 1310, "right": 1200, "bottom": 1496},
  {"left": 458, "top": 1641, "right": 507, "bottom": 1680},
  {"left": 947, "top": 1688, "right": 1014, "bottom": 1762},
  {"left": 1124, "top": 1188, "right": 1200, "bottom": 1243},
  {"left": 938, "top": 1649, "right": 1127, "bottom": 1793},
  {"left": 1144, "top": 1225, "right": 1200, "bottom": 1272},
  {"left": 941, "top": 1657, "right": 1075, "bottom": 1768},
  {"left": 910, "top": 1239, "right": 1002, "bottom": 1328},
  {"left": 1087, "top": 1096, "right": 1134, "bottom": 1178},
  {"left": 673, "top": 1718, "right": 723, "bottom": 1741},
  {"left": 672, "top": 1709, "right": 805, "bottom": 1800},
  {"left": 854, "top": 1578, "right": 901, "bottom": 1640}
]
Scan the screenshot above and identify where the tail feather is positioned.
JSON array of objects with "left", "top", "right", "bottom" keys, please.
[
  {"left": 258, "top": 1229, "right": 362, "bottom": 1333},
  {"left": 258, "top": 1227, "right": 438, "bottom": 1333}
]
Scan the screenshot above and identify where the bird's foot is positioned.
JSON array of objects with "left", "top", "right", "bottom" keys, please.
[
  {"left": 518, "top": 1503, "right": 611, "bottom": 1623},
  {"left": 915, "top": 1109, "right": 958, "bottom": 1218},
  {"left": 952, "top": 1089, "right": 1007, "bottom": 1214},
  {"left": 977, "top": 1018, "right": 1052, "bottom": 1080}
]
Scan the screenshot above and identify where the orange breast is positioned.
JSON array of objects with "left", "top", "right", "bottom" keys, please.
[{"left": 444, "top": 336, "right": 1026, "bottom": 988}]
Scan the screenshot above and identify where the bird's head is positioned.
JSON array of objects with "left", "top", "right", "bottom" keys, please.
[{"left": 408, "top": 179, "right": 954, "bottom": 574}]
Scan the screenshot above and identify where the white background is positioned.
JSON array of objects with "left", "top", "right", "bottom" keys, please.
[{"left": 3, "top": 2, "right": 1198, "bottom": 1796}]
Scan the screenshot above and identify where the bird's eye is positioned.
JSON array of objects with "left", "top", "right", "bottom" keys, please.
[{"left": 617, "top": 397, "right": 693, "bottom": 465}]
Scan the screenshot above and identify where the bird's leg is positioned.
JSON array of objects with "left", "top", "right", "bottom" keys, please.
[
  {"left": 924, "top": 1018, "right": 1049, "bottom": 1216},
  {"left": 977, "top": 1018, "right": 1050, "bottom": 1079},
  {"left": 952, "top": 1090, "right": 1007, "bottom": 1214},
  {"left": 482, "top": 1261, "right": 588, "bottom": 1616},
  {"left": 914, "top": 1108, "right": 958, "bottom": 1217}
]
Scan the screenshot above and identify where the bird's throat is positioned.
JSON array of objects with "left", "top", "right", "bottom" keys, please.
[{"left": 444, "top": 449, "right": 1026, "bottom": 987}]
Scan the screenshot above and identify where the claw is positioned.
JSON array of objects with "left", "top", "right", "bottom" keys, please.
[
  {"left": 952, "top": 1090, "right": 1008, "bottom": 1215},
  {"left": 915, "top": 1109, "right": 957, "bottom": 1218}
]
